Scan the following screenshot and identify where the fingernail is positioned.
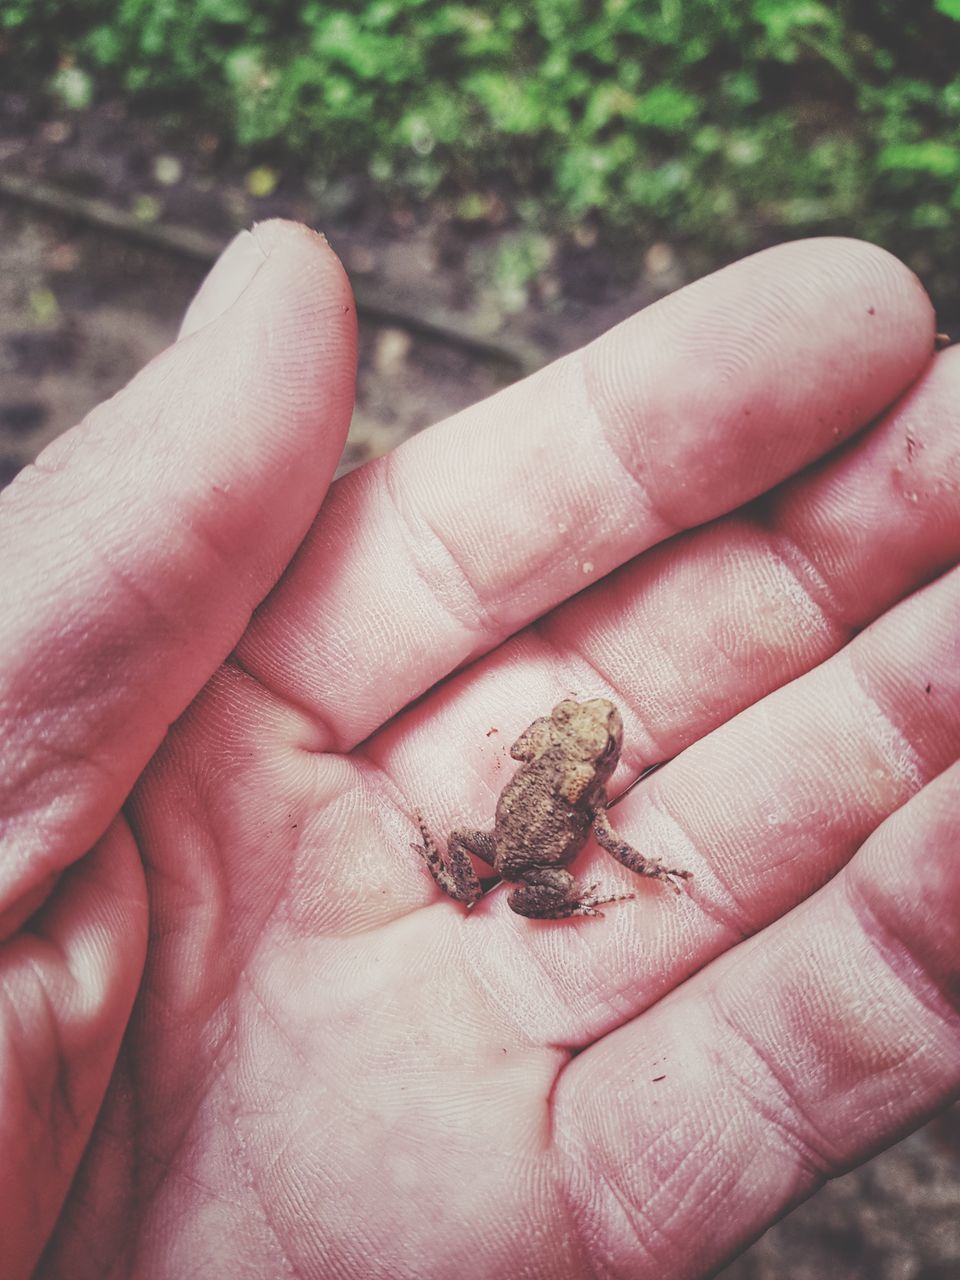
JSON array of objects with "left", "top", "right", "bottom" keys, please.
[{"left": 178, "top": 229, "right": 269, "bottom": 339}]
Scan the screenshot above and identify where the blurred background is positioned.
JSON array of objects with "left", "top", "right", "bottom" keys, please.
[{"left": 1, "top": 3, "right": 958, "bottom": 1275}]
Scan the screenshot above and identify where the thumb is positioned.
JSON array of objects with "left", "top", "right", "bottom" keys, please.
[
  {"left": 178, "top": 225, "right": 283, "bottom": 339},
  {"left": 0, "top": 219, "right": 355, "bottom": 1277},
  {"left": 0, "top": 219, "right": 356, "bottom": 916}
]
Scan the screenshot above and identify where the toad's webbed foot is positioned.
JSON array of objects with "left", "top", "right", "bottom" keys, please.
[
  {"left": 507, "top": 867, "right": 634, "bottom": 919},
  {"left": 412, "top": 813, "right": 494, "bottom": 906},
  {"left": 592, "top": 806, "right": 692, "bottom": 894}
]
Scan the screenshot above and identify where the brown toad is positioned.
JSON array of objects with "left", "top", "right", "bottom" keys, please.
[{"left": 413, "top": 698, "right": 692, "bottom": 919}]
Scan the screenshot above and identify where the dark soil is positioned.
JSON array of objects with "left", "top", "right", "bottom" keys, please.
[{"left": 1, "top": 91, "right": 958, "bottom": 1280}]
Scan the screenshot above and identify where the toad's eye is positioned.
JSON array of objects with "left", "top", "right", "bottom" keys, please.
[{"left": 599, "top": 736, "right": 618, "bottom": 761}]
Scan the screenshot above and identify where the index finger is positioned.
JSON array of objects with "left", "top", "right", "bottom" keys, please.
[{"left": 237, "top": 238, "right": 935, "bottom": 748}]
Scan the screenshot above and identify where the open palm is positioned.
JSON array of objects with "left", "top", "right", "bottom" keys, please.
[{"left": 4, "top": 223, "right": 959, "bottom": 1279}]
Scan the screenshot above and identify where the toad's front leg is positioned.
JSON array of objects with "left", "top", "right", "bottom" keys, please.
[
  {"left": 592, "top": 806, "right": 692, "bottom": 893},
  {"left": 412, "top": 813, "right": 495, "bottom": 906},
  {"left": 507, "top": 867, "right": 633, "bottom": 919}
]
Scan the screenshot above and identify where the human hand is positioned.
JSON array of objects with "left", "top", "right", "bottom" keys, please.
[{"left": 3, "top": 222, "right": 958, "bottom": 1278}]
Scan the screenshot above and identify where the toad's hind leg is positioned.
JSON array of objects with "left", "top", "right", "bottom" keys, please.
[
  {"left": 507, "top": 867, "right": 633, "bottom": 919},
  {"left": 412, "top": 814, "right": 494, "bottom": 906},
  {"left": 592, "top": 807, "right": 692, "bottom": 894}
]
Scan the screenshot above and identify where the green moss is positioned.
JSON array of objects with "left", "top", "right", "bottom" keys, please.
[{"left": 5, "top": 1, "right": 960, "bottom": 285}]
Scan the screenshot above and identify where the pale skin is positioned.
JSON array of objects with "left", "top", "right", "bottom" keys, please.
[{"left": 2, "top": 222, "right": 959, "bottom": 1280}]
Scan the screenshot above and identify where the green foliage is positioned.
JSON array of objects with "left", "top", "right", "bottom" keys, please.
[{"left": 4, "top": 1, "right": 960, "bottom": 271}]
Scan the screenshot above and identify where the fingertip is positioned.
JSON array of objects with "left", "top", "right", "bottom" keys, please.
[
  {"left": 244, "top": 217, "right": 355, "bottom": 327},
  {"left": 807, "top": 236, "right": 936, "bottom": 387},
  {"left": 179, "top": 217, "right": 355, "bottom": 350},
  {"left": 586, "top": 236, "right": 937, "bottom": 534},
  {"left": 800, "top": 234, "right": 936, "bottom": 357},
  {"left": 178, "top": 228, "right": 270, "bottom": 338}
]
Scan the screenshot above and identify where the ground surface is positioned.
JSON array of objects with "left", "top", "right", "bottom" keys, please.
[{"left": 1, "top": 94, "right": 958, "bottom": 1280}]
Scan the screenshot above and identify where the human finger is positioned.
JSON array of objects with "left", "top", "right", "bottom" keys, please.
[
  {"left": 0, "top": 220, "right": 356, "bottom": 921},
  {"left": 237, "top": 237, "right": 935, "bottom": 748},
  {"left": 0, "top": 820, "right": 146, "bottom": 1278}
]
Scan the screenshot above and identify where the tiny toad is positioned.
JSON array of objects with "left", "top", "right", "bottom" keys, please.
[{"left": 413, "top": 698, "right": 692, "bottom": 919}]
